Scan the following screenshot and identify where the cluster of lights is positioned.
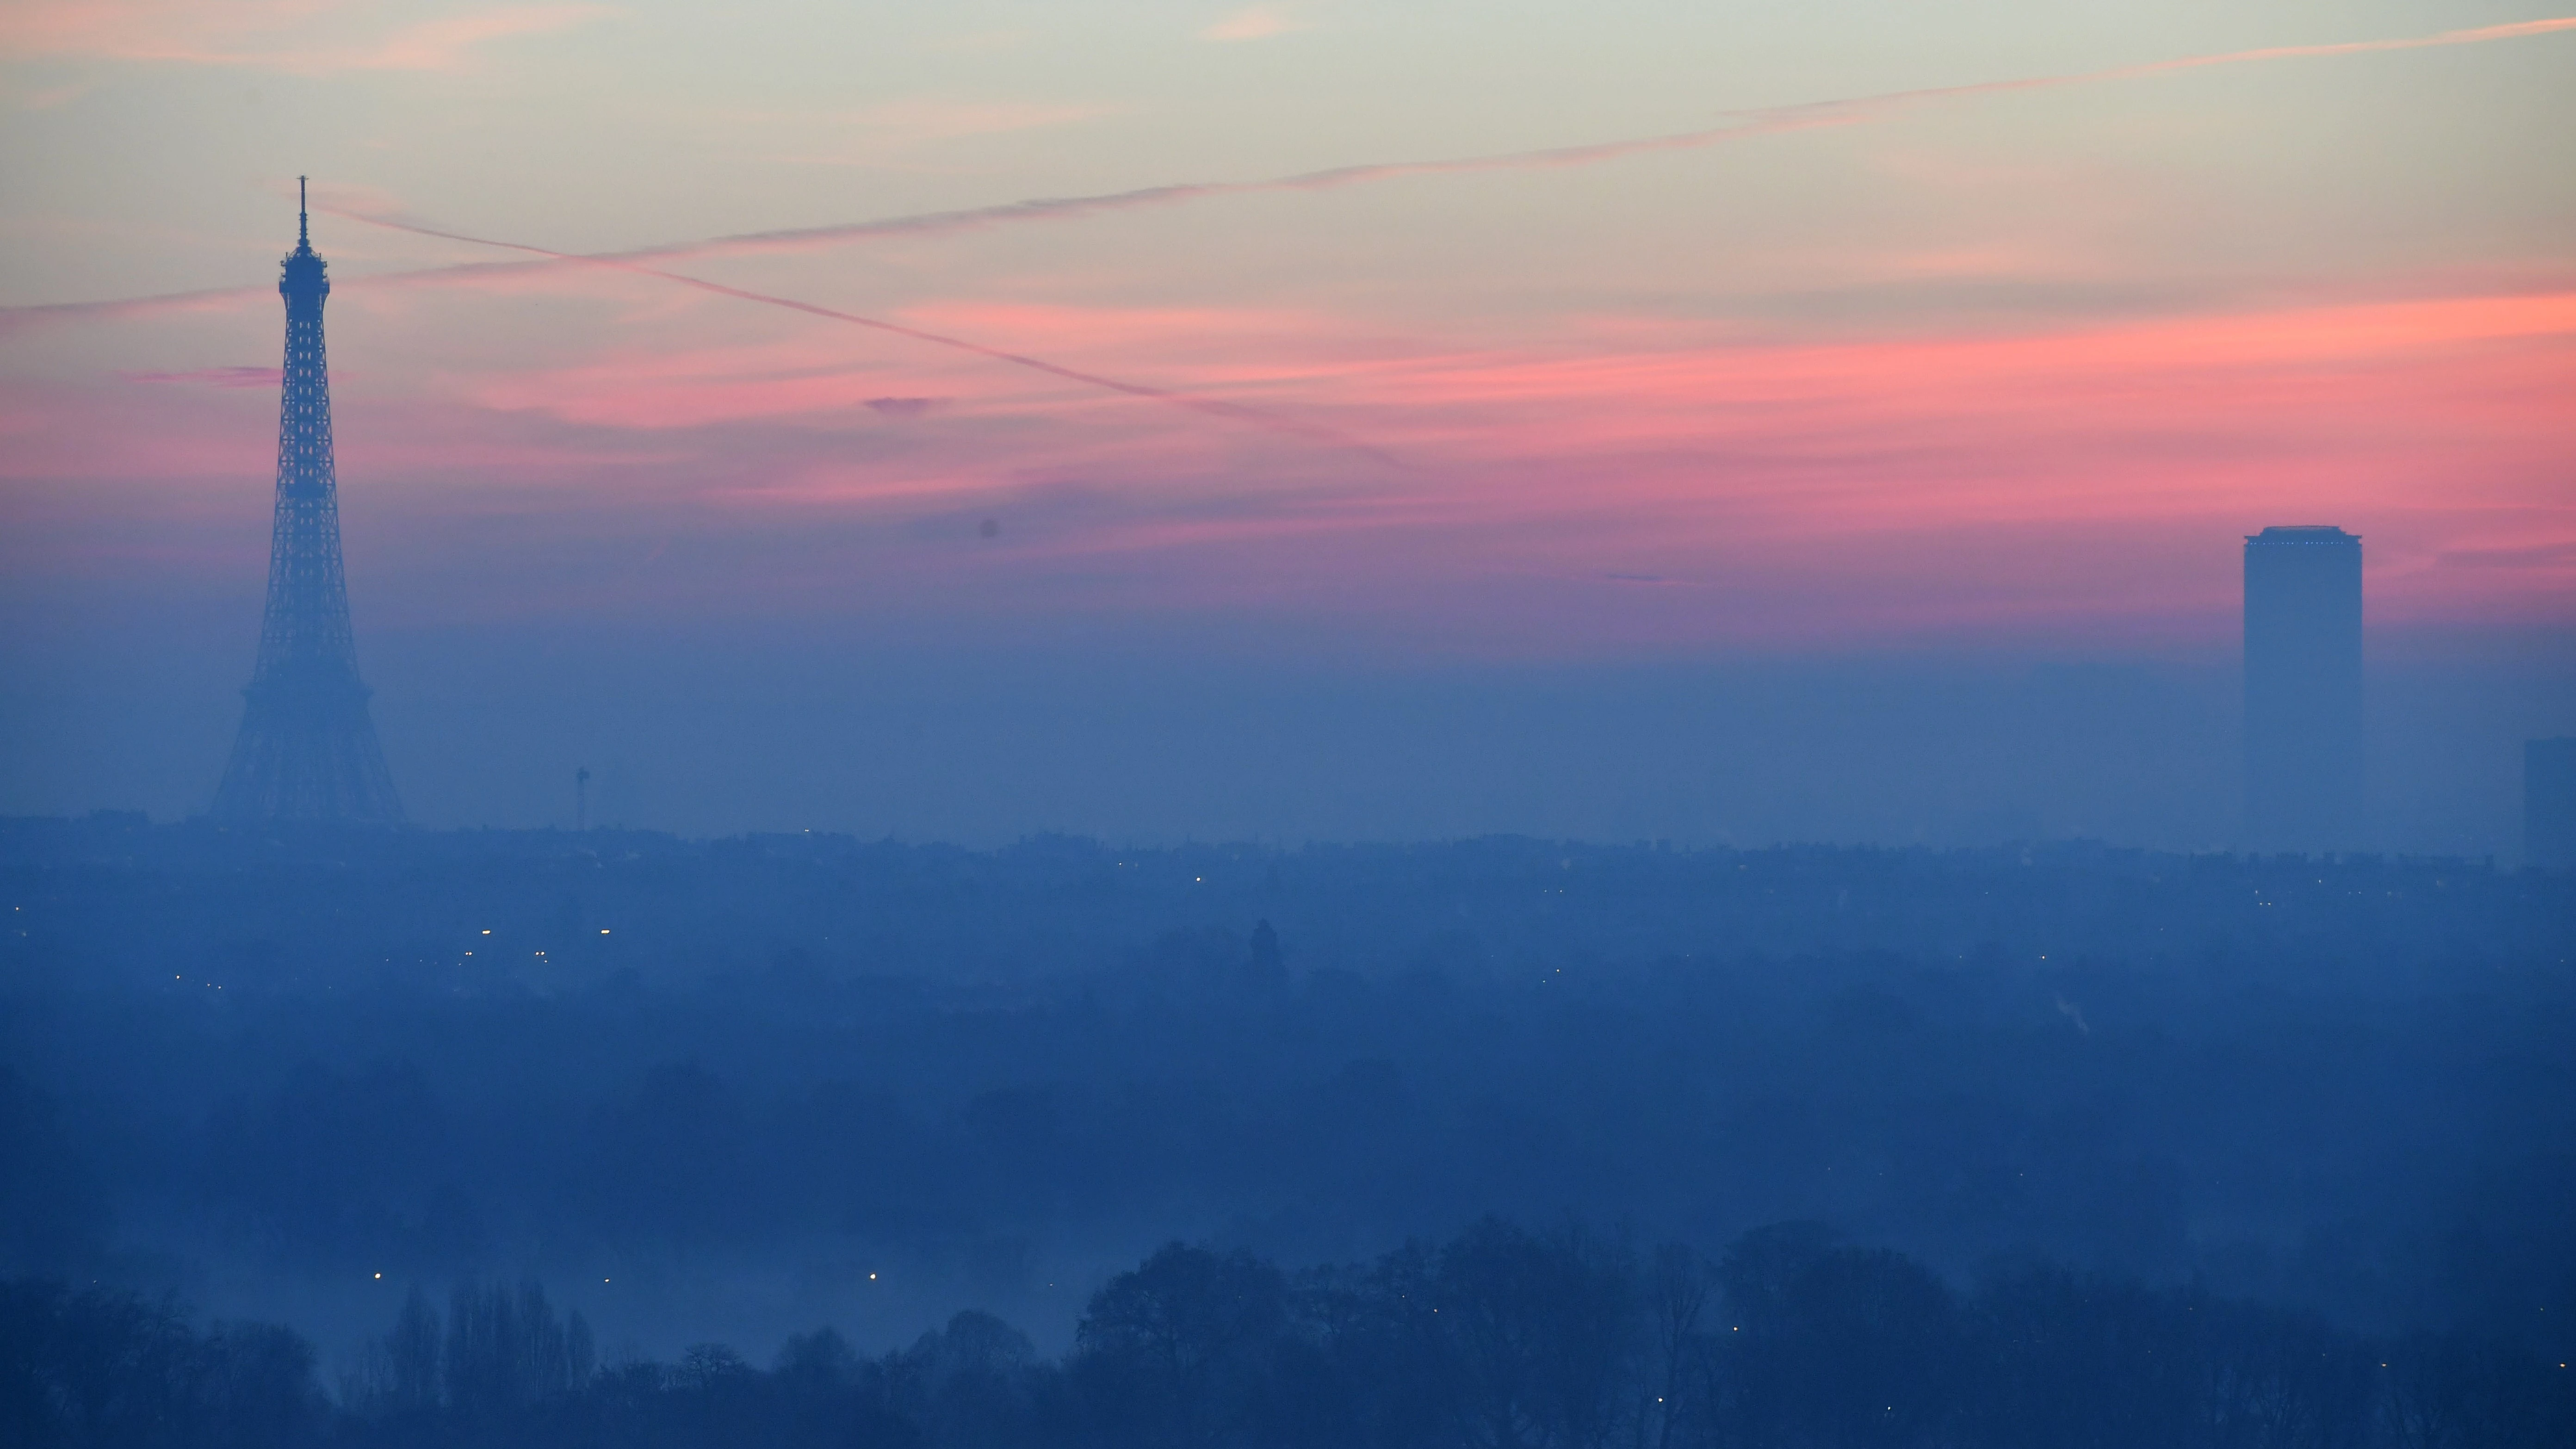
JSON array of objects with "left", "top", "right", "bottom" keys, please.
[{"left": 458, "top": 928, "right": 611, "bottom": 960}]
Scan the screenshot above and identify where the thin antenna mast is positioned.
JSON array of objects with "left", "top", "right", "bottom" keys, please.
[{"left": 298, "top": 176, "right": 309, "bottom": 246}]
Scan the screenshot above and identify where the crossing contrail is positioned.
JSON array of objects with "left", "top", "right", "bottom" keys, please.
[
  {"left": 598, "top": 16, "right": 2576, "bottom": 268},
  {"left": 326, "top": 208, "right": 1403, "bottom": 465},
  {"left": 7, "top": 15, "right": 2570, "bottom": 334}
]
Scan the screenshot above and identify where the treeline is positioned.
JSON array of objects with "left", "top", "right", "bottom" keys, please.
[
  {"left": 6, "top": 825, "right": 2570, "bottom": 1408},
  {"left": 10, "top": 818, "right": 2564, "bottom": 999},
  {"left": 12, "top": 927, "right": 2570, "bottom": 1351},
  {"left": 10, "top": 1222, "right": 2570, "bottom": 1449}
]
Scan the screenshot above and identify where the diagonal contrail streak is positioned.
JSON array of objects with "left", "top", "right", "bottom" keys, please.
[
  {"left": 555, "top": 15, "right": 2576, "bottom": 267},
  {"left": 329, "top": 209, "right": 1404, "bottom": 465},
  {"left": 599, "top": 110, "right": 1855, "bottom": 266},
  {"left": 6, "top": 15, "right": 2570, "bottom": 333}
]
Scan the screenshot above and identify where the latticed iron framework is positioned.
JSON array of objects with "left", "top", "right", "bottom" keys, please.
[{"left": 211, "top": 183, "right": 403, "bottom": 824}]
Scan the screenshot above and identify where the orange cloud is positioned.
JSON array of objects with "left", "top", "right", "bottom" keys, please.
[{"left": 1201, "top": 6, "right": 1306, "bottom": 43}]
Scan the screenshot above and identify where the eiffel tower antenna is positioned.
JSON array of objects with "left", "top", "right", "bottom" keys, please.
[{"left": 210, "top": 183, "right": 404, "bottom": 824}]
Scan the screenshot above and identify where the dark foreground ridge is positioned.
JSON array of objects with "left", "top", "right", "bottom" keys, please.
[{"left": 11, "top": 1219, "right": 2574, "bottom": 1448}]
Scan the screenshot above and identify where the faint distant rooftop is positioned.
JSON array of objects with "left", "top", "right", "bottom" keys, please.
[{"left": 2245, "top": 525, "right": 2359, "bottom": 545}]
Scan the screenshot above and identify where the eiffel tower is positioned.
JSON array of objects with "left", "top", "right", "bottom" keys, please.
[{"left": 211, "top": 180, "right": 404, "bottom": 824}]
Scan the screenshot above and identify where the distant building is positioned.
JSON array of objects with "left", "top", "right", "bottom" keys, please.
[
  {"left": 2243, "top": 526, "right": 2361, "bottom": 852},
  {"left": 2530, "top": 738, "right": 2576, "bottom": 869}
]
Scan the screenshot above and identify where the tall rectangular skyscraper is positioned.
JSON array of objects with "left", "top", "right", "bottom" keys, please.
[{"left": 2243, "top": 526, "right": 2361, "bottom": 852}]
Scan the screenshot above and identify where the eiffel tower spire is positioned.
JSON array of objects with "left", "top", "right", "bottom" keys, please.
[{"left": 211, "top": 181, "right": 404, "bottom": 824}]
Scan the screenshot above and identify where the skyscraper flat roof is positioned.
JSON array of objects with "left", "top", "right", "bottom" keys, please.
[{"left": 2247, "top": 525, "right": 2359, "bottom": 544}]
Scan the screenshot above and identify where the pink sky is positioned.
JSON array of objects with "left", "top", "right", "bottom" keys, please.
[{"left": 4, "top": 2, "right": 2572, "bottom": 660}]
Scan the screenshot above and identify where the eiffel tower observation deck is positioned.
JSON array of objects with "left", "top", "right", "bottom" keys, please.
[{"left": 211, "top": 181, "right": 404, "bottom": 824}]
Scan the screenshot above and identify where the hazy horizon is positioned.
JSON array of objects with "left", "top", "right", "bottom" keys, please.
[{"left": 8, "top": 627, "right": 2573, "bottom": 854}]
